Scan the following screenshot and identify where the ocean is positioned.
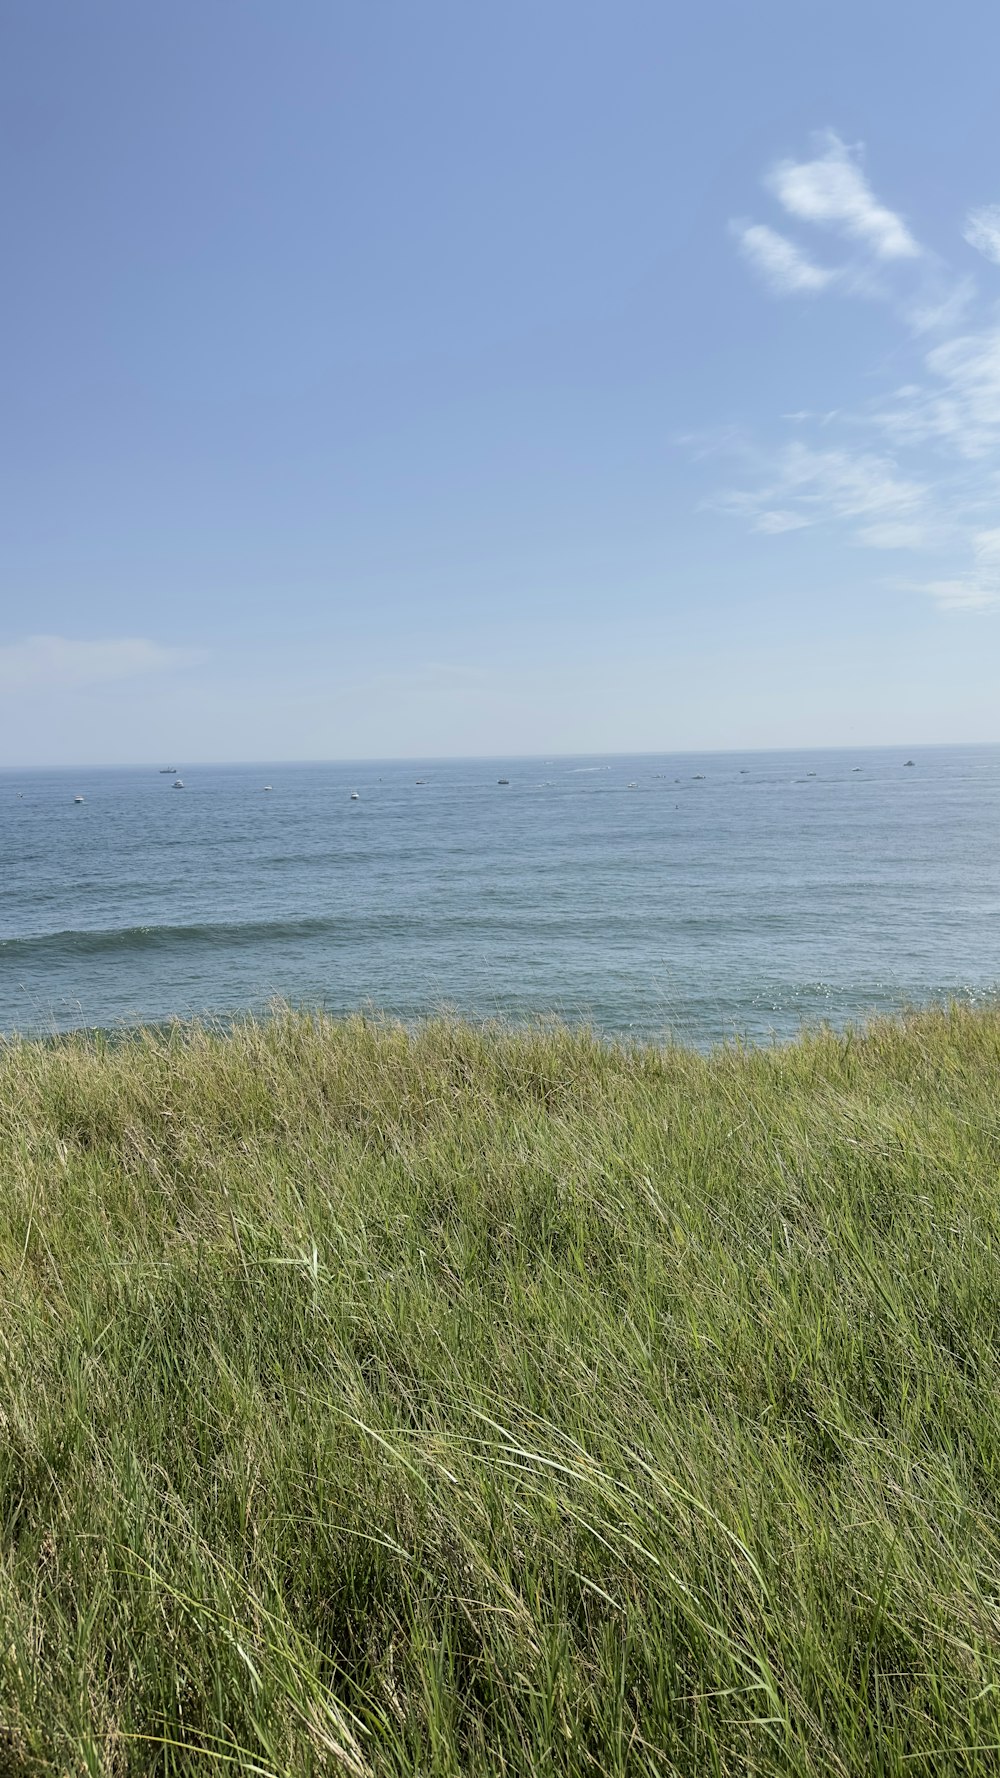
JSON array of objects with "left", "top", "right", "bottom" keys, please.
[{"left": 2, "top": 746, "right": 999, "bottom": 1045}]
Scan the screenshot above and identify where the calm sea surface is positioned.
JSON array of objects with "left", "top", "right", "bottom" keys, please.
[{"left": 2, "top": 747, "right": 999, "bottom": 1045}]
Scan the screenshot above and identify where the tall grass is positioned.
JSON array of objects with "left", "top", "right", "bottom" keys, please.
[{"left": 3, "top": 1003, "right": 1000, "bottom": 1774}]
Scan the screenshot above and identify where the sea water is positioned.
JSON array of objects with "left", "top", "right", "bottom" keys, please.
[{"left": 2, "top": 747, "right": 999, "bottom": 1045}]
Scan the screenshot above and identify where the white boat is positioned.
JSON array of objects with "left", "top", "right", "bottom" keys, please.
[
  {"left": 263, "top": 785, "right": 272, "bottom": 791},
  {"left": 350, "top": 791, "right": 360, "bottom": 800},
  {"left": 172, "top": 779, "right": 184, "bottom": 789},
  {"left": 74, "top": 795, "right": 85, "bottom": 804}
]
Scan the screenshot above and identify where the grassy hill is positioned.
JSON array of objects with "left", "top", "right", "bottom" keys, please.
[{"left": 2, "top": 1004, "right": 1000, "bottom": 1775}]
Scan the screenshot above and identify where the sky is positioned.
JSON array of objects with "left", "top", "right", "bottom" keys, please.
[{"left": 3, "top": 0, "right": 1000, "bottom": 765}]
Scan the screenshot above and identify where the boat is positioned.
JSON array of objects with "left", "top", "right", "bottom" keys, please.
[
  {"left": 497, "top": 778, "right": 510, "bottom": 785},
  {"left": 350, "top": 791, "right": 360, "bottom": 800},
  {"left": 263, "top": 785, "right": 272, "bottom": 791},
  {"left": 904, "top": 759, "right": 915, "bottom": 767},
  {"left": 159, "top": 768, "right": 176, "bottom": 773},
  {"left": 74, "top": 795, "right": 85, "bottom": 804},
  {"left": 172, "top": 779, "right": 184, "bottom": 789},
  {"left": 415, "top": 778, "right": 427, "bottom": 785}
]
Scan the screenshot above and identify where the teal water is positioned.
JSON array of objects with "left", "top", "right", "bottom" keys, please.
[{"left": 2, "top": 748, "right": 999, "bottom": 1044}]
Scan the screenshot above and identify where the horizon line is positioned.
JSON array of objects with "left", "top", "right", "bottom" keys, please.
[{"left": 3, "top": 740, "right": 998, "bottom": 773}]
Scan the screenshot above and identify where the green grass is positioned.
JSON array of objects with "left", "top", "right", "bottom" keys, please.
[{"left": 3, "top": 1003, "right": 1000, "bottom": 1775}]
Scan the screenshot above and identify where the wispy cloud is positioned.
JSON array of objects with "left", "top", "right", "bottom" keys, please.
[
  {"left": 753, "top": 509, "right": 810, "bottom": 533},
  {"left": 0, "top": 635, "right": 206, "bottom": 691},
  {"left": 781, "top": 409, "right": 841, "bottom": 425},
  {"left": 731, "top": 130, "right": 970, "bottom": 337},
  {"left": 767, "top": 132, "right": 919, "bottom": 260},
  {"left": 711, "top": 443, "right": 927, "bottom": 542},
  {"left": 910, "top": 530, "right": 1000, "bottom": 611},
  {"left": 901, "top": 272, "right": 976, "bottom": 337},
  {"left": 872, "top": 322, "right": 1000, "bottom": 459},
  {"left": 711, "top": 133, "right": 1000, "bottom": 614},
  {"left": 731, "top": 222, "right": 837, "bottom": 295},
  {"left": 854, "top": 521, "right": 934, "bottom": 550},
  {"left": 964, "top": 206, "right": 1000, "bottom": 266}
]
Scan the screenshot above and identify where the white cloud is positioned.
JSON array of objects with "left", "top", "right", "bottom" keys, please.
[
  {"left": 712, "top": 131, "right": 1000, "bottom": 617},
  {"left": 854, "top": 521, "right": 933, "bottom": 550},
  {"left": 872, "top": 322, "right": 1000, "bottom": 459},
  {"left": 714, "top": 443, "right": 927, "bottom": 540},
  {"left": 0, "top": 635, "right": 206, "bottom": 692},
  {"left": 733, "top": 134, "right": 940, "bottom": 332},
  {"left": 902, "top": 272, "right": 976, "bottom": 337},
  {"left": 919, "top": 581, "right": 996, "bottom": 610},
  {"left": 781, "top": 409, "right": 841, "bottom": 425},
  {"left": 767, "top": 132, "right": 919, "bottom": 260},
  {"left": 731, "top": 221, "right": 837, "bottom": 294},
  {"left": 754, "top": 509, "right": 810, "bottom": 533},
  {"left": 912, "top": 531, "right": 1000, "bottom": 610},
  {"left": 964, "top": 206, "right": 1000, "bottom": 266},
  {"left": 896, "top": 533, "right": 1000, "bottom": 611}
]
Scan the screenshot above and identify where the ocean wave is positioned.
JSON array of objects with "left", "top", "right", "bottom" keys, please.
[
  {"left": 0, "top": 912, "right": 609, "bottom": 963},
  {"left": 0, "top": 916, "right": 343, "bottom": 963},
  {"left": 0, "top": 905, "right": 760, "bottom": 965}
]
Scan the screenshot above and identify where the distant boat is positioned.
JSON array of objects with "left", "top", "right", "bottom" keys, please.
[
  {"left": 263, "top": 785, "right": 272, "bottom": 791},
  {"left": 693, "top": 774, "right": 705, "bottom": 780},
  {"left": 627, "top": 781, "right": 638, "bottom": 789},
  {"left": 497, "top": 778, "right": 510, "bottom": 785},
  {"left": 350, "top": 791, "right": 360, "bottom": 800},
  {"left": 172, "top": 779, "right": 184, "bottom": 789},
  {"left": 74, "top": 794, "right": 85, "bottom": 804},
  {"left": 904, "top": 759, "right": 915, "bottom": 767},
  {"left": 159, "top": 768, "right": 177, "bottom": 773},
  {"left": 415, "top": 778, "right": 427, "bottom": 785}
]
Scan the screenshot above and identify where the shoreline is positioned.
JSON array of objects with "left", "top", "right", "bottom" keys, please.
[{"left": 3, "top": 987, "right": 1000, "bottom": 1053}]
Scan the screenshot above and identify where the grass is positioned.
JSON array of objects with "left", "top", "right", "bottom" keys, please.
[{"left": 2, "top": 1003, "right": 1000, "bottom": 1774}]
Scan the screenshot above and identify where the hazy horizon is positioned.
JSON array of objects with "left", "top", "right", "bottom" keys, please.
[{"left": 3, "top": 739, "right": 995, "bottom": 776}]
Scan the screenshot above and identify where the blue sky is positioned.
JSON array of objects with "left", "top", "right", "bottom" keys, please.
[{"left": 3, "top": 0, "right": 1000, "bottom": 764}]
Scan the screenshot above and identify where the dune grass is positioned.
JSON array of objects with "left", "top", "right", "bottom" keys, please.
[{"left": 2, "top": 1004, "right": 1000, "bottom": 1774}]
